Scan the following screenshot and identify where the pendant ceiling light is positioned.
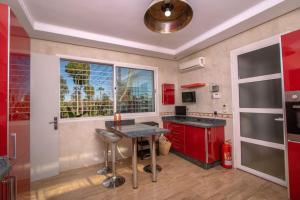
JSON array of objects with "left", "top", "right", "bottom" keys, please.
[{"left": 144, "top": 0, "right": 193, "bottom": 34}]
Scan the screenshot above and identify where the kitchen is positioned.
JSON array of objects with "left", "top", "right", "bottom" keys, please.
[{"left": 1, "top": 0, "right": 300, "bottom": 199}]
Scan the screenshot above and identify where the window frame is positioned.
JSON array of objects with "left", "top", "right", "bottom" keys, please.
[{"left": 58, "top": 55, "right": 159, "bottom": 122}]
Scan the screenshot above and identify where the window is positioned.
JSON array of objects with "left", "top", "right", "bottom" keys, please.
[
  {"left": 60, "top": 59, "right": 114, "bottom": 118},
  {"left": 60, "top": 59, "right": 156, "bottom": 119},
  {"left": 116, "top": 67, "right": 155, "bottom": 113}
]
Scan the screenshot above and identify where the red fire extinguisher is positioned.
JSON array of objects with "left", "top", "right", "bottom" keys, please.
[{"left": 222, "top": 140, "right": 232, "bottom": 169}]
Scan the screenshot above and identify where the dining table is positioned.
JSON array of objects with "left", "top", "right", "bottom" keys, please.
[{"left": 106, "top": 123, "right": 170, "bottom": 189}]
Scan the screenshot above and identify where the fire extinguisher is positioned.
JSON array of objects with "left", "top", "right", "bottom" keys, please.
[{"left": 222, "top": 140, "right": 232, "bottom": 169}]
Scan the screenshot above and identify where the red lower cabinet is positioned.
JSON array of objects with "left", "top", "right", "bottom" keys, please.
[
  {"left": 163, "top": 121, "right": 225, "bottom": 166},
  {"left": 185, "top": 126, "right": 205, "bottom": 162},
  {"left": 288, "top": 141, "right": 300, "bottom": 200},
  {"left": 163, "top": 122, "right": 173, "bottom": 141},
  {"left": 207, "top": 127, "right": 225, "bottom": 163}
]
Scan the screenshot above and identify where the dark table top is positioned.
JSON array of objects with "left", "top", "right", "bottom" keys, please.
[
  {"left": 107, "top": 123, "right": 170, "bottom": 138},
  {"left": 0, "top": 157, "right": 11, "bottom": 179}
]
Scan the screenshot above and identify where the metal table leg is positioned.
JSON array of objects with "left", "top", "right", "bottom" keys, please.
[
  {"left": 132, "top": 138, "right": 138, "bottom": 189},
  {"left": 151, "top": 135, "right": 157, "bottom": 182}
]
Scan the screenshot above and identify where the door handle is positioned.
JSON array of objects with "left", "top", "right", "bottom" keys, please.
[
  {"left": 49, "top": 117, "right": 58, "bottom": 130},
  {"left": 274, "top": 117, "right": 284, "bottom": 122}
]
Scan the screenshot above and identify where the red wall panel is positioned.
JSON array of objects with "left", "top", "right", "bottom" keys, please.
[{"left": 0, "top": 3, "right": 9, "bottom": 156}]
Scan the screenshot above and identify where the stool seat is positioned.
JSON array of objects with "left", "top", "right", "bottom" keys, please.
[{"left": 96, "top": 129, "right": 121, "bottom": 143}]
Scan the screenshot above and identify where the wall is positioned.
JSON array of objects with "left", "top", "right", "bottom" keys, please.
[
  {"left": 178, "top": 8, "right": 300, "bottom": 146},
  {"left": 30, "top": 39, "right": 179, "bottom": 171},
  {"left": 31, "top": 8, "right": 300, "bottom": 173}
]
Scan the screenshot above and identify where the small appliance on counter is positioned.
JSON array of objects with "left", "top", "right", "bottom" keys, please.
[{"left": 175, "top": 106, "right": 187, "bottom": 116}]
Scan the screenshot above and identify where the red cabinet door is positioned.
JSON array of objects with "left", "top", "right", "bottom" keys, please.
[
  {"left": 207, "top": 127, "right": 225, "bottom": 163},
  {"left": 281, "top": 29, "right": 300, "bottom": 91},
  {"left": 162, "top": 84, "right": 175, "bottom": 105},
  {"left": 185, "top": 126, "right": 205, "bottom": 162},
  {"left": 288, "top": 141, "right": 300, "bottom": 200},
  {"left": 170, "top": 123, "right": 185, "bottom": 153},
  {"left": 163, "top": 122, "right": 173, "bottom": 142}
]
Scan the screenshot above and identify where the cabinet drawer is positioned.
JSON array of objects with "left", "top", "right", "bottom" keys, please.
[
  {"left": 172, "top": 136, "right": 184, "bottom": 145},
  {"left": 172, "top": 142, "right": 184, "bottom": 152},
  {"left": 170, "top": 123, "right": 185, "bottom": 133}
]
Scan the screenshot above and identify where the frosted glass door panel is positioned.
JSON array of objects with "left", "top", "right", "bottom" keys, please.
[
  {"left": 239, "top": 79, "right": 282, "bottom": 108},
  {"left": 240, "top": 113, "right": 284, "bottom": 144},
  {"left": 238, "top": 44, "right": 281, "bottom": 79},
  {"left": 241, "top": 142, "right": 285, "bottom": 180}
]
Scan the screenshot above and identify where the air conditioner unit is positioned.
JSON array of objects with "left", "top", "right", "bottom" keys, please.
[{"left": 179, "top": 57, "right": 205, "bottom": 71}]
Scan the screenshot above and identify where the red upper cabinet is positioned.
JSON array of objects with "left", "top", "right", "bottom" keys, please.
[
  {"left": 162, "top": 83, "right": 175, "bottom": 105},
  {"left": 281, "top": 29, "right": 300, "bottom": 91},
  {"left": 0, "top": 3, "right": 31, "bottom": 194},
  {"left": 0, "top": 3, "right": 9, "bottom": 156}
]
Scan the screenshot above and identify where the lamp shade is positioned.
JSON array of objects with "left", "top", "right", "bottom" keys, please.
[{"left": 144, "top": 0, "right": 193, "bottom": 34}]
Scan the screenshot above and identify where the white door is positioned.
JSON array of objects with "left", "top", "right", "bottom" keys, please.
[
  {"left": 30, "top": 53, "right": 60, "bottom": 181},
  {"left": 231, "top": 37, "right": 287, "bottom": 186}
]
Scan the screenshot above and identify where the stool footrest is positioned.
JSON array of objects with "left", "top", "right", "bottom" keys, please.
[
  {"left": 102, "top": 176, "right": 126, "bottom": 188},
  {"left": 97, "top": 166, "right": 112, "bottom": 175}
]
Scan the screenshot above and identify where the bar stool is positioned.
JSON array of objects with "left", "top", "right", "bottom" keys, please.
[
  {"left": 95, "top": 130, "right": 112, "bottom": 175},
  {"left": 95, "top": 129, "right": 125, "bottom": 188}
]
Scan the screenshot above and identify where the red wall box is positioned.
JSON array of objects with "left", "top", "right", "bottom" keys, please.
[
  {"left": 162, "top": 83, "right": 175, "bottom": 105},
  {"left": 281, "top": 29, "right": 300, "bottom": 91}
]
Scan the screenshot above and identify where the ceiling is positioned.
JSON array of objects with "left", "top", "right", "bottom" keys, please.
[{"left": 3, "top": 0, "right": 300, "bottom": 60}]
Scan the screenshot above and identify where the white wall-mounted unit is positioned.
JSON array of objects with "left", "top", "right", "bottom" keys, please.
[{"left": 179, "top": 57, "right": 205, "bottom": 71}]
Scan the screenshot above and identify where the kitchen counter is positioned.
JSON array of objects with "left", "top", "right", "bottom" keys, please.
[
  {"left": 162, "top": 116, "right": 226, "bottom": 128},
  {"left": 0, "top": 157, "right": 11, "bottom": 179}
]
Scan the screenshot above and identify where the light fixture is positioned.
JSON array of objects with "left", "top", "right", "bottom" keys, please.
[
  {"left": 161, "top": 3, "right": 173, "bottom": 17},
  {"left": 144, "top": 0, "right": 193, "bottom": 34}
]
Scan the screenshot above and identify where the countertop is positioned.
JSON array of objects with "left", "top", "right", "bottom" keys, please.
[
  {"left": 162, "top": 116, "right": 226, "bottom": 128},
  {"left": 107, "top": 124, "right": 170, "bottom": 138},
  {"left": 0, "top": 157, "right": 11, "bottom": 179}
]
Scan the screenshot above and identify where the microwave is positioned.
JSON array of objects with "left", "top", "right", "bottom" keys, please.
[
  {"left": 182, "top": 91, "right": 196, "bottom": 103},
  {"left": 285, "top": 91, "right": 300, "bottom": 142}
]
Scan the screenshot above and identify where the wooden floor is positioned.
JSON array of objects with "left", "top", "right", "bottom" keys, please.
[{"left": 19, "top": 154, "right": 288, "bottom": 200}]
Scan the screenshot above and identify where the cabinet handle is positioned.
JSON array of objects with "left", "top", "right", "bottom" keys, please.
[
  {"left": 274, "top": 118, "right": 284, "bottom": 122},
  {"left": 208, "top": 130, "right": 211, "bottom": 142}
]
